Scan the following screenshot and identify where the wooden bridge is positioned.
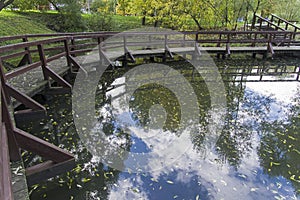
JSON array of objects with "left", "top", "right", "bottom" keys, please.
[{"left": 1, "top": 29, "right": 300, "bottom": 199}]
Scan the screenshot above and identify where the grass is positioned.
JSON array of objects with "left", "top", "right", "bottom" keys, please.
[
  {"left": 0, "top": 10, "right": 54, "bottom": 36},
  {"left": 0, "top": 10, "right": 146, "bottom": 35},
  {"left": 111, "top": 15, "right": 143, "bottom": 31}
]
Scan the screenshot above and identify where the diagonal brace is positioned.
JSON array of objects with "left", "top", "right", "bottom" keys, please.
[
  {"left": 44, "top": 66, "right": 72, "bottom": 88},
  {"left": 13, "top": 128, "right": 74, "bottom": 163},
  {"left": 5, "top": 84, "right": 45, "bottom": 112}
]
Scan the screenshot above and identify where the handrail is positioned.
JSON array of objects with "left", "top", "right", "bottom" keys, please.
[
  {"left": 0, "top": 31, "right": 299, "bottom": 72},
  {"left": 271, "top": 14, "right": 300, "bottom": 30},
  {"left": 254, "top": 14, "right": 286, "bottom": 31},
  {"left": 0, "top": 37, "right": 67, "bottom": 53}
]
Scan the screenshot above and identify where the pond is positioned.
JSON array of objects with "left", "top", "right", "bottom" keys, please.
[{"left": 17, "top": 56, "right": 300, "bottom": 200}]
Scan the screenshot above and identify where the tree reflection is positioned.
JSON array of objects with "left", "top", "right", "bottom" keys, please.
[{"left": 258, "top": 88, "right": 300, "bottom": 194}]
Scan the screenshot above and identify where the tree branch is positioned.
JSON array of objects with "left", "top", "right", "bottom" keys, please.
[{"left": 0, "top": 0, "right": 14, "bottom": 11}]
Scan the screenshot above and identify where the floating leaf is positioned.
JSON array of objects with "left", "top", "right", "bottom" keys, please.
[
  {"left": 250, "top": 188, "right": 259, "bottom": 192},
  {"left": 82, "top": 178, "right": 91, "bottom": 183},
  {"left": 151, "top": 178, "right": 158, "bottom": 182},
  {"left": 132, "top": 188, "right": 140, "bottom": 193}
]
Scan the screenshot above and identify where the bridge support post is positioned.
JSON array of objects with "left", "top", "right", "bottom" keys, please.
[{"left": 38, "top": 44, "right": 72, "bottom": 89}]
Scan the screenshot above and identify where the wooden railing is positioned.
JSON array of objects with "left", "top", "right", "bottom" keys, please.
[
  {"left": 1, "top": 30, "right": 299, "bottom": 81},
  {"left": 0, "top": 30, "right": 300, "bottom": 198},
  {"left": 252, "top": 14, "right": 286, "bottom": 31},
  {"left": 0, "top": 78, "right": 14, "bottom": 200},
  {"left": 270, "top": 14, "right": 300, "bottom": 39}
]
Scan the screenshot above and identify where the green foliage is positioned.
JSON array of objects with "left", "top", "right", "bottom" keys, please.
[
  {"left": 59, "top": 0, "right": 86, "bottom": 32},
  {"left": 91, "top": 0, "right": 116, "bottom": 14},
  {"left": 85, "top": 13, "right": 113, "bottom": 31},
  {"left": 110, "top": 15, "right": 143, "bottom": 31},
  {"left": 12, "top": 0, "right": 49, "bottom": 10}
]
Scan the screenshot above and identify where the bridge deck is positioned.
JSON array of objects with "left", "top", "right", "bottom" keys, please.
[
  {"left": 6, "top": 44, "right": 300, "bottom": 100},
  {"left": 7, "top": 57, "right": 69, "bottom": 99},
  {"left": 104, "top": 45, "right": 300, "bottom": 60}
]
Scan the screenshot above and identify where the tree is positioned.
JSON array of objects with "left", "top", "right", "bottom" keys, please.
[
  {"left": 0, "top": 0, "right": 14, "bottom": 11},
  {"left": 274, "top": 0, "right": 300, "bottom": 21}
]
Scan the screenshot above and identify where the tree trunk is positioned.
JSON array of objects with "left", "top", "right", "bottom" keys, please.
[
  {"left": 48, "top": 0, "right": 60, "bottom": 11},
  {"left": 251, "top": 0, "right": 261, "bottom": 29},
  {"left": 142, "top": 16, "right": 146, "bottom": 25},
  {"left": 0, "top": 0, "right": 14, "bottom": 11},
  {"left": 192, "top": 16, "right": 204, "bottom": 30}
]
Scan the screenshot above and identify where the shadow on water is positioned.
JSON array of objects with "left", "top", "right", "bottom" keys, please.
[{"left": 16, "top": 56, "right": 300, "bottom": 200}]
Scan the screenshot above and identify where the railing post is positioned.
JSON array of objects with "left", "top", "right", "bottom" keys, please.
[
  {"left": 37, "top": 44, "right": 48, "bottom": 80},
  {"left": 98, "top": 36, "right": 103, "bottom": 65},
  {"left": 163, "top": 34, "right": 168, "bottom": 62},
  {"left": 217, "top": 33, "right": 222, "bottom": 47},
  {"left": 0, "top": 58, "right": 10, "bottom": 105},
  {"left": 70, "top": 37, "right": 76, "bottom": 57},
  {"left": 271, "top": 15, "right": 274, "bottom": 23},
  {"left": 64, "top": 39, "right": 71, "bottom": 67},
  {"left": 293, "top": 27, "right": 297, "bottom": 39},
  {"left": 123, "top": 35, "right": 128, "bottom": 67},
  {"left": 252, "top": 32, "right": 257, "bottom": 47},
  {"left": 226, "top": 33, "right": 230, "bottom": 56},
  {"left": 23, "top": 36, "right": 32, "bottom": 64},
  {"left": 285, "top": 23, "right": 289, "bottom": 31},
  {"left": 277, "top": 19, "right": 280, "bottom": 27},
  {"left": 267, "top": 33, "right": 274, "bottom": 56}
]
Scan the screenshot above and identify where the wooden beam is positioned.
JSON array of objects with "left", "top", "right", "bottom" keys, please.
[
  {"left": 0, "top": 123, "right": 14, "bottom": 200},
  {"left": 165, "top": 45, "right": 174, "bottom": 59},
  {"left": 13, "top": 128, "right": 74, "bottom": 163},
  {"left": 124, "top": 46, "right": 136, "bottom": 63},
  {"left": 268, "top": 42, "right": 274, "bottom": 55},
  {"left": 5, "top": 84, "right": 46, "bottom": 111},
  {"left": 226, "top": 43, "right": 231, "bottom": 55},
  {"left": 26, "top": 159, "right": 75, "bottom": 186},
  {"left": 44, "top": 66, "right": 72, "bottom": 88},
  {"left": 99, "top": 49, "right": 114, "bottom": 67},
  {"left": 69, "top": 55, "right": 88, "bottom": 77},
  {"left": 1, "top": 88, "right": 21, "bottom": 162},
  {"left": 194, "top": 43, "right": 201, "bottom": 56}
]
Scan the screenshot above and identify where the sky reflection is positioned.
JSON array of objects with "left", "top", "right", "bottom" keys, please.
[{"left": 103, "top": 79, "right": 300, "bottom": 199}]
